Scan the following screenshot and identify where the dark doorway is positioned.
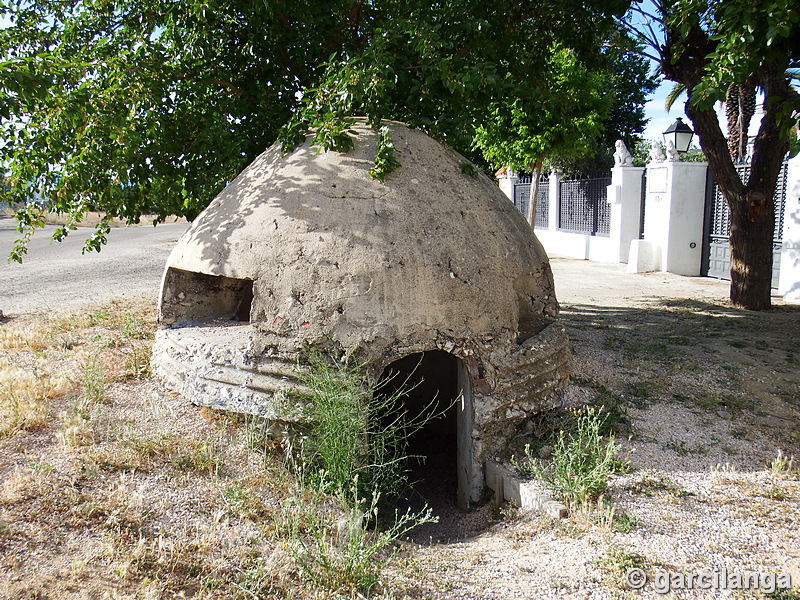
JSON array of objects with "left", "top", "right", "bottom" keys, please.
[{"left": 378, "top": 351, "right": 481, "bottom": 541}]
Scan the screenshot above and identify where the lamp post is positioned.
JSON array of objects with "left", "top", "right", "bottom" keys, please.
[{"left": 663, "top": 117, "right": 695, "bottom": 153}]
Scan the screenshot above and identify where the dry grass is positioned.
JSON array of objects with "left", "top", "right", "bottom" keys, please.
[
  {"left": 2, "top": 296, "right": 800, "bottom": 599},
  {"left": 0, "top": 301, "right": 423, "bottom": 599},
  {"left": 0, "top": 301, "right": 155, "bottom": 441},
  {"left": 0, "top": 363, "right": 69, "bottom": 435},
  {"left": 0, "top": 308, "right": 283, "bottom": 597}
]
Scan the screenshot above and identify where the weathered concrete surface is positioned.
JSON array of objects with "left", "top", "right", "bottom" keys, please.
[
  {"left": 153, "top": 121, "right": 571, "bottom": 504},
  {"left": 160, "top": 122, "right": 558, "bottom": 352},
  {"left": 485, "top": 461, "right": 568, "bottom": 519}
]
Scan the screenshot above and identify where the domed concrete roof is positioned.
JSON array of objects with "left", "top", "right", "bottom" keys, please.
[
  {"left": 154, "top": 120, "right": 569, "bottom": 506},
  {"left": 161, "top": 121, "right": 558, "bottom": 355}
]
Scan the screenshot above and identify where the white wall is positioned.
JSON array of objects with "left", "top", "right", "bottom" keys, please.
[
  {"left": 499, "top": 167, "right": 642, "bottom": 264},
  {"left": 533, "top": 229, "right": 616, "bottom": 262},
  {"left": 778, "top": 154, "right": 800, "bottom": 303},
  {"left": 640, "top": 161, "right": 707, "bottom": 276},
  {"left": 498, "top": 154, "right": 800, "bottom": 305}
]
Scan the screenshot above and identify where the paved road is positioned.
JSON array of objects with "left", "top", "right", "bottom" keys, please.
[{"left": 0, "top": 219, "right": 189, "bottom": 315}]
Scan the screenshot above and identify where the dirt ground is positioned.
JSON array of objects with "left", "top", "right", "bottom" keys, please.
[{"left": 1, "top": 257, "right": 799, "bottom": 599}]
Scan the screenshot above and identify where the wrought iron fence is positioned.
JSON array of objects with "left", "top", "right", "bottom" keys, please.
[
  {"left": 512, "top": 175, "right": 549, "bottom": 229},
  {"left": 558, "top": 175, "right": 611, "bottom": 237},
  {"left": 707, "top": 160, "right": 787, "bottom": 243},
  {"left": 703, "top": 159, "right": 788, "bottom": 287}
]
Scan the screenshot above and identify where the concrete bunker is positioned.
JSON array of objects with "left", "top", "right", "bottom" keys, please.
[{"left": 153, "top": 120, "right": 570, "bottom": 508}]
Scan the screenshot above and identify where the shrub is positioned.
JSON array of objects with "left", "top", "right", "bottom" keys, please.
[
  {"left": 295, "top": 351, "right": 446, "bottom": 505},
  {"left": 283, "top": 351, "right": 443, "bottom": 596}
]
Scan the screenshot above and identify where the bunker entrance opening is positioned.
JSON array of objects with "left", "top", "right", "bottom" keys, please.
[
  {"left": 377, "top": 350, "right": 474, "bottom": 529},
  {"left": 161, "top": 267, "right": 254, "bottom": 324}
]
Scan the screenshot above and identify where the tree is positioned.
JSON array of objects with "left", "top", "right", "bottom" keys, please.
[
  {"left": 1, "top": 0, "right": 360, "bottom": 257},
  {"left": 625, "top": 0, "right": 800, "bottom": 310},
  {"left": 665, "top": 81, "right": 759, "bottom": 160},
  {"left": 725, "top": 82, "right": 757, "bottom": 160},
  {"left": 283, "top": 7, "right": 655, "bottom": 226},
  {"left": 547, "top": 36, "right": 659, "bottom": 176},
  {"left": 471, "top": 37, "right": 657, "bottom": 224},
  {"left": 472, "top": 44, "right": 613, "bottom": 225},
  {"left": 1, "top": 0, "right": 640, "bottom": 258}
]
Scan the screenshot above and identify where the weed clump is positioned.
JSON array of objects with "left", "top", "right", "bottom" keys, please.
[
  {"left": 514, "top": 406, "right": 624, "bottom": 506},
  {"left": 279, "top": 351, "right": 443, "bottom": 596},
  {"left": 295, "top": 351, "right": 446, "bottom": 505}
]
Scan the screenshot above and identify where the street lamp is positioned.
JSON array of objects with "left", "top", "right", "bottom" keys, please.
[{"left": 663, "top": 117, "right": 695, "bottom": 153}]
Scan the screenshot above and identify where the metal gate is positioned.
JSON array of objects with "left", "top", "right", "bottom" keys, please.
[
  {"left": 702, "top": 160, "right": 788, "bottom": 288},
  {"left": 558, "top": 175, "right": 611, "bottom": 237},
  {"left": 512, "top": 174, "right": 549, "bottom": 229}
]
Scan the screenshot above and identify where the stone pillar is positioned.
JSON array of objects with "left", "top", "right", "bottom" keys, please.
[
  {"left": 778, "top": 154, "right": 800, "bottom": 303},
  {"left": 547, "top": 169, "right": 560, "bottom": 232},
  {"left": 639, "top": 160, "right": 708, "bottom": 276},
  {"left": 496, "top": 167, "right": 515, "bottom": 202},
  {"left": 607, "top": 166, "right": 644, "bottom": 263}
]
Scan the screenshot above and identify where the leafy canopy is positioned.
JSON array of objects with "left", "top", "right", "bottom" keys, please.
[
  {"left": 1, "top": 0, "right": 649, "bottom": 259},
  {"left": 473, "top": 44, "right": 613, "bottom": 173}
]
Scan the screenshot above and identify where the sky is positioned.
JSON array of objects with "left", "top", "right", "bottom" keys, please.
[
  {"left": 642, "top": 81, "right": 685, "bottom": 143},
  {"left": 644, "top": 78, "right": 768, "bottom": 145},
  {"left": 628, "top": 0, "right": 684, "bottom": 143}
]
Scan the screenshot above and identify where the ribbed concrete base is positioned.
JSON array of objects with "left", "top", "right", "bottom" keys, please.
[{"left": 152, "top": 323, "right": 309, "bottom": 421}]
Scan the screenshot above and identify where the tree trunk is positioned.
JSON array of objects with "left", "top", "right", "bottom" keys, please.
[
  {"left": 726, "top": 82, "right": 757, "bottom": 160},
  {"left": 526, "top": 157, "right": 544, "bottom": 227},
  {"left": 665, "top": 42, "right": 792, "bottom": 310},
  {"left": 725, "top": 84, "right": 742, "bottom": 158},
  {"left": 737, "top": 82, "right": 757, "bottom": 158},
  {"left": 686, "top": 94, "right": 787, "bottom": 310},
  {"left": 728, "top": 189, "right": 775, "bottom": 310}
]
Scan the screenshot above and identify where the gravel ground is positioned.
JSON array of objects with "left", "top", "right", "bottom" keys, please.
[
  {"left": 2, "top": 228, "right": 798, "bottom": 599},
  {"left": 388, "top": 260, "right": 800, "bottom": 600}
]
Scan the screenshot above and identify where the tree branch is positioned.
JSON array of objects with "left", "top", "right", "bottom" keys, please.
[{"left": 208, "top": 80, "right": 247, "bottom": 97}]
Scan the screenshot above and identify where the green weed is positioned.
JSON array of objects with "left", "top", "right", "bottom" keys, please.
[
  {"left": 81, "top": 352, "right": 107, "bottom": 405},
  {"left": 611, "top": 510, "right": 639, "bottom": 533},
  {"left": 276, "top": 352, "right": 442, "bottom": 596},
  {"left": 281, "top": 474, "right": 435, "bottom": 597},
  {"left": 120, "top": 312, "right": 151, "bottom": 341},
  {"left": 514, "top": 406, "right": 623, "bottom": 506},
  {"left": 87, "top": 308, "right": 110, "bottom": 325},
  {"left": 730, "top": 425, "right": 749, "bottom": 439},
  {"left": 762, "top": 485, "right": 787, "bottom": 501},
  {"left": 586, "top": 498, "right": 639, "bottom": 533},
  {"left": 594, "top": 545, "right": 649, "bottom": 589},
  {"left": 664, "top": 440, "right": 708, "bottom": 456},
  {"left": 569, "top": 375, "right": 633, "bottom": 430},
  {"left": 628, "top": 474, "right": 690, "bottom": 499},
  {"left": 172, "top": 438, "right": 221, "bottom": 474},
  {"left": 123, "top": 343, "right": 151, "bottom": 379},
  {"left": 295, "top": 351, "right": 449, "bottom": 505}
]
